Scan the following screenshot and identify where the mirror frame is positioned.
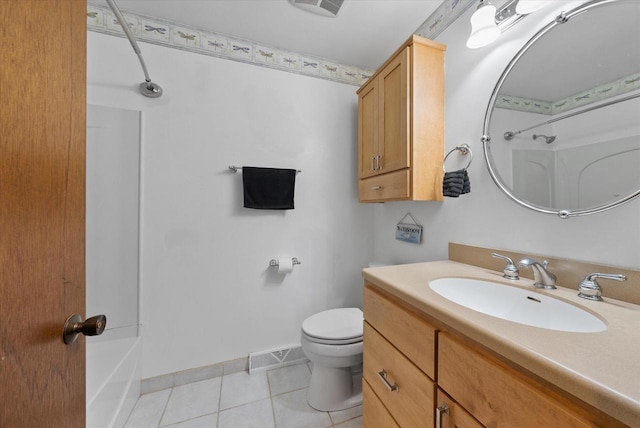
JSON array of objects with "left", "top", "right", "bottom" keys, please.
[{"left": 482, "top": 0, "right": 640, "bottom": 219}]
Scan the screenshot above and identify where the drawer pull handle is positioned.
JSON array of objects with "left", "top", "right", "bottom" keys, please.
[
  {"left": 435, "top": 403, "right": 450, "bottom": 428},
  {"left": 377, "top": 369, "right": 398, "bottom": 392},
  {"left": 371, "top": 185, "right": 384, "bottom": 190}
]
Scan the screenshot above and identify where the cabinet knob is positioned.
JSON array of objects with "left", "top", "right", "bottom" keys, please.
[{"left": 371, "top": 185, "right": 384, "bottom": 190}]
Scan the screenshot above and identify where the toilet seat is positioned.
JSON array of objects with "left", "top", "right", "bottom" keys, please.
[
  {"left": 302, "top": 308, "right": 363, "bottom": 345},
  {"left": 302, "top": 331, "right": 362, "bottom": 345}
]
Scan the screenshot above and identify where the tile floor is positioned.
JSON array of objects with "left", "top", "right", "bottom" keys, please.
[{"left": 124, "top": 362, "right": 363, "bottom": 428}]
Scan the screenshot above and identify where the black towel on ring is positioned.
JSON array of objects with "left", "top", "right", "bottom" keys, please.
[
  {"left": 242, "top": 167, "right": 296, "bottom": 209},
  {"left": 461, "top": 169, "right": 471, "bottom": 194},
  {"left": 443, "top": 169, "right": 464, "bottom": 197}
]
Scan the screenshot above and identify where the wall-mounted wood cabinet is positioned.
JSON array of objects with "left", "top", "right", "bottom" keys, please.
[{"left": 357, "top": 35, "right": 446, "bottom": 202}]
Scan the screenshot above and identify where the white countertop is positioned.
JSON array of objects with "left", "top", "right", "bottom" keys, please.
[{"left": 362, "top": 260, "right": 640, "bottom": 427}]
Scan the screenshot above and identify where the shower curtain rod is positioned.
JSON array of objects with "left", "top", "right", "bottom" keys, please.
[
  {"left": 105, "top": 0, "right": 163, "bottom": 98},
  {"left": 503, "top": 92, "right": 640, "bottom": 140}
]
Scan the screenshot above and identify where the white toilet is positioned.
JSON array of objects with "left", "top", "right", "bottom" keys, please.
[{"left": 300, "top": 307, "right": 364, "bottom": 411}]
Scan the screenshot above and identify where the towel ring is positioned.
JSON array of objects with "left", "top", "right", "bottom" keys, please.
[{"left": 443, "top": 144, "right": 473, "bottom": 172}]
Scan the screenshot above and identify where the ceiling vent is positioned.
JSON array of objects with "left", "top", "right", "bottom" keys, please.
[{"left": 289, "top": 0, "right": 345, "bottom": 17}]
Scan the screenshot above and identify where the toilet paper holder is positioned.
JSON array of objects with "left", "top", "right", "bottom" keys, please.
[{"left": 269, "top": 257, "right": 301, "bottom": 267}]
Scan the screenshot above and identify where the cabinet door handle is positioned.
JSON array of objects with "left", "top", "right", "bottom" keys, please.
[
  {"left": 435, "top": 403, "right": 450, "bottom": 428},
  {"left": 371, "top": 185, "right": 384, "bottom": 190},
  {"left": 377, "top": 369, "right": 399, "bottom": 392},
  {"left": 377, "top": 155, "right": 382, "bottom": 170},
  {"left": 372, "top": 156, "right": 376, "bottom": 171}
]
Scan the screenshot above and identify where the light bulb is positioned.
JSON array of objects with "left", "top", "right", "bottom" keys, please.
[{"left": 466, "top": 1, "right": 501, "bottom": 49}]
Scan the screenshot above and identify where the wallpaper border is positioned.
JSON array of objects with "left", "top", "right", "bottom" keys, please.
[{"left": 86, "top": 1, "right": 468, "bottom": 87}]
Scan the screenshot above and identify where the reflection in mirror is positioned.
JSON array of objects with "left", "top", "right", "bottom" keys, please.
[{"left": 483, "top": 0, "right": 640, "bottom": 217}]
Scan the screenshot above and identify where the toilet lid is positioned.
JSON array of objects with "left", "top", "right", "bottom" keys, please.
[{"left": 302, "top": 308, "right": 363, "bottom": 341}]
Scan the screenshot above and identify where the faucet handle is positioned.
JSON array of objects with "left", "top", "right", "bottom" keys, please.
[
  {"left": 578, "top": 273, "right": 627, "bottom": 301},
  {"left": 491, "top": 253, "right": 519, "bottom": 280}
]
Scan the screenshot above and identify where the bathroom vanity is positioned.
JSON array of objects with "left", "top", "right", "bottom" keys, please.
[{"left": 362, "top": 260, "right": 640, "bottom": 427}]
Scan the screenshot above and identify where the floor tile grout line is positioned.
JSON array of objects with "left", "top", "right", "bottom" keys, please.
[
  {"left": 216, "top": 373, "right": 224, "bottom": 428},
  {"left": 266, "top": 370, "right": 278, "bottom": 428},
  {"left": 157, "top": 387, "right": 174, "bottom": 428},
  {"left": 162, "top": 411, "right": 217, "bottom": 428}
]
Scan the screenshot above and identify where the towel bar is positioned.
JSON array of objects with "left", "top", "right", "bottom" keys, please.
[{"left": 229, "top": 165, "right": 302, "bottom": 174}]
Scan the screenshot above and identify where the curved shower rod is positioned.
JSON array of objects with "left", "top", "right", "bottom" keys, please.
[
  {"left": 105, "top": 0, "right": 163, "bottom": 98},
  {"left": 503, "top": 92, "right": 640, "bottom": 140}
]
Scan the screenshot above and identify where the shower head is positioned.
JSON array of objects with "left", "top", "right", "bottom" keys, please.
[{"left": 533, "top": 134, "right": 556, "bottom": 144}]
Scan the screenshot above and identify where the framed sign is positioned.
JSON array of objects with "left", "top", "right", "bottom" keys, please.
[{"left": 395, "top": 213, "right": 422, "bottom": 244}]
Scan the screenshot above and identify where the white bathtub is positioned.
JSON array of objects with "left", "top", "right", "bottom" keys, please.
[{"left": 87, "top": 337, "right": 141, "bottom": 428}]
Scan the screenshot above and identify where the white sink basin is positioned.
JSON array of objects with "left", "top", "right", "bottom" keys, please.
[{"left": 429, "top": 278, "right": 606, "bottom": 333}]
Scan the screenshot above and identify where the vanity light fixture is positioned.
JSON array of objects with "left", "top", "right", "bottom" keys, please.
[
  {"left": 467, "top": 0, "right": 551, "bottom": 49},
  {"left": 515, "top": 0, "right": 551, "bottom": 15},
  {"left": 466, "top": 0, "right": 501, "bottom": 49}
]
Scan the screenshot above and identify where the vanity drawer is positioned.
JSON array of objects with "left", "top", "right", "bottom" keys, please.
[
  {"left": 438, "top": 333, "right": 593, "bottom": 428},
  {"left": 363, "top": 322, "right": 435, "bottom": 427},
  {"left": 363, "top": 379, "right": 400, "bottom": 428},
  {"left": 363, "top": 284, "right": 436, "bottom": 378},
  {"left": 359, "top": 169, "right": 410, "bottom": 202}
]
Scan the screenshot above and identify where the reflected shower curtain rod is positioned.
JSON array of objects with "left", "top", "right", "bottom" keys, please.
[{"left": 504, "top": 92, "right": 640, "bottom": 140}]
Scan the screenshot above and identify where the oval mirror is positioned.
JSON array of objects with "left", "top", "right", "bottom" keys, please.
[{"left": 483, "top": 0, "right": 640, "bottom": 218}]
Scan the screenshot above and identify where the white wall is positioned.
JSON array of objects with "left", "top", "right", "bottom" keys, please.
[
  {"left": 372, "top": 1, "right": 640, "bottom": 269},
  {"left": 87, "top": 32, "right": 374, "bottom": 379},
  {"left": 88, "top": 0, "right": 640, "bottom": 379}
]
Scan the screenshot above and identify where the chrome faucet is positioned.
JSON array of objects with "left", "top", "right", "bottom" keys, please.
[
  {"left": 578, "top": 273, "right": 627, "bottom": 301},
  {"left": 518, "top": 258, "right": 557, "bottom": 289},
  {"left": 491, "top": 253, "right": 519, "bottom": 280}
]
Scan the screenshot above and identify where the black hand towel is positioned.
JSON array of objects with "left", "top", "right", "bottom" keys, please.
[
  {"left": 443, "top": 170, "right": 464, "bottom": 197},
  {"left": 443, "top": 169, "right": 471, "bottom": 197},
  {"left": 242, "top": 167, "right": 296, "bottom": 210},
  {"left": 461, "top": 169, "right": 471, "bottom": 194}
]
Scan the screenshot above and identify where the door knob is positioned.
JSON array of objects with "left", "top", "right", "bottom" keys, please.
[{"left": 62, "top": 314, "right": 107, "bottom": 344}]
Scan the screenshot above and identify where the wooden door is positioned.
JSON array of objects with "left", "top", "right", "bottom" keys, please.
[
  {"left": 0, "top": 1, "right": 86, "bottom": 427},
  {"left": 358, "top": 79, "right": 379, "bottom": 179},
  {"left": 378, "top": 47, "right": 410, "bottom": 174}
]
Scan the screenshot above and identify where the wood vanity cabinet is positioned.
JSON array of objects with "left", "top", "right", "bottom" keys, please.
[
  {"left": 357, "top": 35, "right": 446, "bottom": 202},
  {"left": 363, "top": 284, "right": 437, "bottom": 427},
  {"left": 363, "top": 283, "right": 628, "bottom": 428}
]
